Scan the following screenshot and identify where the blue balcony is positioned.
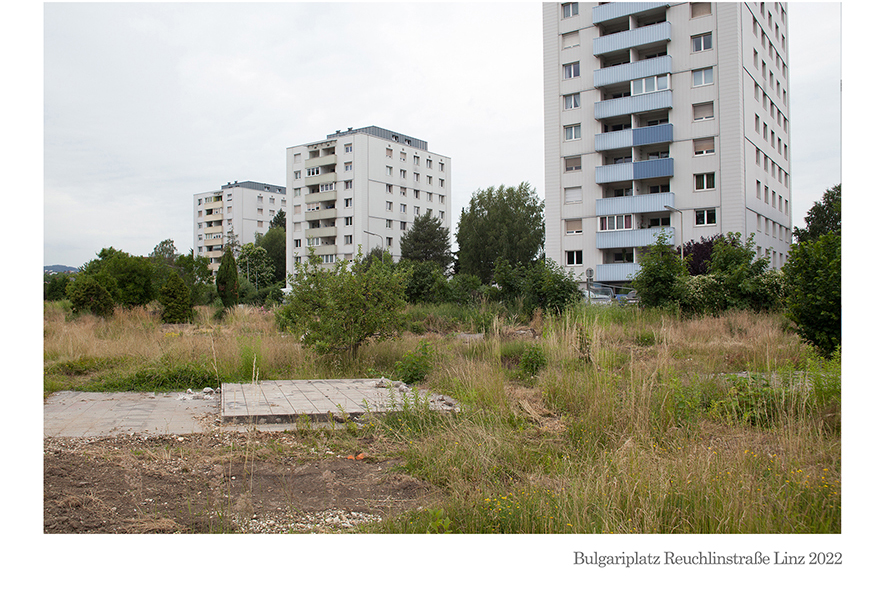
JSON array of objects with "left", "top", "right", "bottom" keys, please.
[
  {"left": 596, "top": 227, "right": 674, "bottom": 250},
  {"left": 595, "top": 90, "right": 672, "bottom": 119},
  {"left": 594, "top": 21, "right": 671, "bottom": 56},
  {"left": 592, "top": 2, "right": 669, "bottom": 24},
  {"left": 596, "top": 192, "right": 674, "bottom": 216},
  {"left": 594, "top": 55, "right": 671, "bottom": 88},
  {"left": 595, "top": 123, "right": 672, "bottom": 151},
  {"left": 595, "top": 158, "right": 673, "bottom": 184},
  {"left": 596, "top": 263, "right": 642, "bottom": 282}
]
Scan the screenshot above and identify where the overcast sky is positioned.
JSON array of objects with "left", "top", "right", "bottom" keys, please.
[{"left": 41, "top": 2, "right": 841, "bottom": 268}]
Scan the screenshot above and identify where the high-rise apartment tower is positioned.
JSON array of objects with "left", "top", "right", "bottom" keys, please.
[
  {"left": 285, "top": 126, "right": 451, "bottom": 277},
  {"left": 543, "top": 2, "right": 791, "bottom": 286}
]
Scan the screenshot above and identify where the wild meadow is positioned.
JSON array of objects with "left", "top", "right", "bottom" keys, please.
[{"left": 43, "top": 300, "right": 840, "bottom": 534}]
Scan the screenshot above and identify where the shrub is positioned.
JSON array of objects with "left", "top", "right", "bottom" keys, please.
[
  {"left": 394, "top": 340, "right": 433, "bottom": 384},
  {"left": 782, "top": 231, "right": 840, "bottom": 357},
  {"left": 630, "top": 229, "right": 687, "bottom": 309},
  {"left": 66, "top": 275, "right": 115, "bottom": 318},
  {"left": 159, "top": 271, "right": 193, "bottom": 323},
  {"left": 518, "top": 343, "right": 547, "bottom": 377}
]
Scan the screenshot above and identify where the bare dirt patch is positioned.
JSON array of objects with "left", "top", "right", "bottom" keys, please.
[{"left": 44, "top": 430, "right": 436, "bottom": 533}]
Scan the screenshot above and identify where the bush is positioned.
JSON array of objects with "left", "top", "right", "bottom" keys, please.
[
  {"left": 277, "top": 250, "right": 408, "bottom": 358},
  {"left": 631, "top": 229, "right": 687, "bottom": 309},
  {"left": 394, "top": 340, "right": 433, "bottom": 384},
  {"left": 782, "top": 231, "right": 840, "bottom": 357},
  {"left": 159, "top": 271, "right": 193, "bottom": 323},
  {"left": 493, "top": 258, "right": 581, "bottom": 318},
  {"left": 66, "top": 275, "right": 115, "bottom": 318}
]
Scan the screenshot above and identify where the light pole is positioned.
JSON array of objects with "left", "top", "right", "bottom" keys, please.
[
  {"left": 664, "top": 205, "right": 684, "bottom": 260},
  {"left": 363, "top": 230, "right": 383, "bottom": 251}
]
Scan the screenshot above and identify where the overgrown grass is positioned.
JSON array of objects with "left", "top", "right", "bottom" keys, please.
[{"left": 44, "top": 300, "right": 840, "bottom": 533}]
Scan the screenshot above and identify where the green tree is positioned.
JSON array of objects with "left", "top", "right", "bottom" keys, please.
[
  {"left": 159, "top": 270, "right": 193, "bottom": 323},
  {"left": 269, "top": 209, "right": 286, "bottom": 229},
  {"left": 455, "top": 182, "right": 545, "bottom": 284},
  {"left": 216, "top": 247, "right": 239, "bottom": 308},
  {"left": 174, "top": 249, "right": 214, "bottom": 305},
  {"left": 237, "top": 243, "right": 276, "bottom": 289},
  {"left": 276, "top": 249, "right": 408, "bottom": 358},
  {"left": 400, "top": 211, "right": 453, "bottom": 270},
  {"left": 79, "top": 248, "right": 155, "bottom": 308},
  {"left": 255, "top": 227, "right": 287, "bottom": 282},
  {"left": 494, "top": 258, "right": 581, "bottom": 317},
  {"left": 794, "top": 184, "right": 841, "bottom": 244},
  {"left": 782, "top": 231, "right": 841, "bottom": 357},
  {"left": 66, "top": 274, "right": 115, "bottom": 317},
  {"left": 44, "top": 273, "right": 71, "bottom": 301},
  {"left": 630, "top": 230, "right": 687, "bottom": 309},
  {"left": 401, "top": 260, "right": 450, "bottom": 304}
]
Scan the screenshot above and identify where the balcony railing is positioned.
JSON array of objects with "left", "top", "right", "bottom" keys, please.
[
  {"left": 593, "top": 21, "right": 671, "bottom": 55},
  {"left": 595, "top": 90, "right": 672, "bottom": 119},
  {"left": 305, "top": 189, "right": 337, "bottom": 204},
  {"left": 596, "top": 192, "right": 674, "bottom": 216},
  {"left": 596, "top": 226, "right": 674, "bottom": 249},
  {"left": 305, "top": 154, "right": 336, "bottom": 168},
  {"left": 594, "top": 55, "right": 671, "bottom": 88},
  {"left": 592, "top": 2, "right": 669, "bottom": 24},
  {"left": 595, "top": 158, "right": 673, "bottom": 183},
  {"left": 305, "top": 208, "right": 338, "bottom": 222},
  {"left": 596, "top": 263, "right": 642, "bottom": 282},
  {"left": 595, "top": 123, "right": 672, "bottom": 151},
  {"left": 306, "top": 226, "right": 337, "bottom": 238}
]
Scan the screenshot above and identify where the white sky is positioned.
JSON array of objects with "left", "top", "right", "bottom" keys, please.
[{"left": 38, "top": 2, "right": 841, "bottom": 268}]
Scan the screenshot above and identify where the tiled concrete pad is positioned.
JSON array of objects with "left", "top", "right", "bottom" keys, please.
[
  {"left": 44, "top": 391, "right": 217, "bottom": 438},
  {"left": 220, "top": 379, "right": 458, "bottom": 424}
]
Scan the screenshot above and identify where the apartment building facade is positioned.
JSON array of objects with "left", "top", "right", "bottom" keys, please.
[
  {"left": 193, "top": 180, "right": 287, "bottom": 272},
  {"left": 543, "top": 2, "right": 792, "bottom": 286},
  {"left": 285, "top": 126, "right": 451, "bottom": 277}
]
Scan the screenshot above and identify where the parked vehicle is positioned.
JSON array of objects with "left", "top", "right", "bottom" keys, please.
[
  {"left": 615, "top": 290, "right": 640, "bottom": 306},
  {"left": 584, "top": 286, "right": 615, "bottom": 304}
]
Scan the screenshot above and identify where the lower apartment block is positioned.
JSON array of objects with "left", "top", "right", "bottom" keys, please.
[
  {"left": 194, "top": 180, "right": 287, "bottom": 272},
  {"left": 285, "top": 126, "right": 451, "bottom": 278}
]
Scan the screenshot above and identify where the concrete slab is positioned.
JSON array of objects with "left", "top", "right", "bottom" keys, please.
[
  {"left": 44, "top": 379, "right": 460, "bottom": 437},
  {"left": 44, "top": 391, "right": 217, "bottom": 438}
]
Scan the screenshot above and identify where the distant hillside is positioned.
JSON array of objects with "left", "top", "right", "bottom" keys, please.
[{"left": 44, "top": 265, "right": 78, "bottom": 274}]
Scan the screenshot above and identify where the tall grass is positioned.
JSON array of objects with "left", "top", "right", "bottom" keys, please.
[{"left": 44, "top": 301, "right": 839, "bottom": 533}]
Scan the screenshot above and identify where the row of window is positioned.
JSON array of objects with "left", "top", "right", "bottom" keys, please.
[
  {"left": 384, "top": 148, "right": 446, "bottom": 171},
  {"left": 756, "top": 180, "right": 789, "bottom": 214},
  {"left": 562, "top": 208, "right": 717, "bottom": 239}
]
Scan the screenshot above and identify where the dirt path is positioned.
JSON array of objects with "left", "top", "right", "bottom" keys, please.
[{"left": 44, "top": 430, "right": 435, "bottom": 533}]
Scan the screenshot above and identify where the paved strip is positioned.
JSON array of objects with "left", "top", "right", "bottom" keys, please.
[
  {"left": 44, "top": 391, "right": 217, "bottom": 438},
  {"left": 44, "top": 380, "right": 460, "bottom": 437}
]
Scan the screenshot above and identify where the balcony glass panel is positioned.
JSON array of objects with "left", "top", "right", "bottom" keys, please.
[
  {"left": 594, "top": 55, "right": 671, "bottom": 88},
  {"left": 595, "top": 90, "right": 672, "bottom": 119},
  {"left": 596, "top": 192, "right": 674, "bottom": 216},
  {"left": 596, "top": 226, "right": 673, "bottom": 249},
  {"left": 592, "top": 2, "right": 669, "bottom": 24},
  {"left": 594, "top": 21, "right": 671, "bottom": 55},
  {"left": 596, "top": 263, "right": 642, "bottom": 282}
]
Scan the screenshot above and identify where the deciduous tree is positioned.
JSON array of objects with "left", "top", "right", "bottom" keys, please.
[
  {"left": 455, "top": 182, "right": 544, "bottom": 284},
  {"left": 400, "top": 211, "right": 453, "bottom": 271},
  {"left": 794, "top": 184, "right": 840, "bottom": 244}
]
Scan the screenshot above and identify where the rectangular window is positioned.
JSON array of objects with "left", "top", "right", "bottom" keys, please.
[
  {"left": 695, "top": 173, "right": 715, "bottom": 190},
  {"left": 322, "top": 254, "right": 336, "bottom": 264},
  {"left": 564, "top": 187, "right": 582, "bottom": 203},
  {"left": 344, "top": 198, "right": 353, "bottom": 208},
  {"left": 564, "top": 93, "right": 581, "bottom": 110},
  {"left": 400, "top": 203, "right": 407, "bottom": 213},
  {"left": 564, "top": 156, "right": 581, "bottom": 172},
  {"left": 564, "top": 124, "right": 581, "bottom": 141},
  {"left": 599, "top": 215, "right": 633, "bottom": 231},
  {"left": 400, "top": 221, "right": 407, "bottom": 230},
  {"left": 344, "top": 180, "right": 353, "bottom": 190},
  {"left": 692, "top": 67, "right": 713, "bottom": 87},
  {"left": 426, "top": 159, "right": 432, "bottom": 168},
  {"left": 386, "top": 166, "right": 392, "bottom": 176},
  {"left": 691, "top": 2, "right": 712, "bottom": 18},
  {"left": 693, "top": 137, "right": 715, "bottom": 155},
  {"left": 386, "top": 220, "right": 393, "bottom": 229},
  {"left": 691, "top": 33, "right": 712, "bottom": 52},
  {"left": 562, "top": 2, "right": 578, "bottom": 18},
  {"left": 386, "top": 201, "right": 393, "bottom": 211},
  {"left": 562, "top": 31, "right": 579, "bottom": 49},
  {"left": 648, "top": 183, "right": 670, "bottom": 193},
  {"left": 345, "top": 144, "right": 352, "bottom": 153},
  {"left": 648, "top": 217, "right": 670, "bottom": 228},
  {"left": 565, "top": 219, "right": 582, "bottom": 235},
  {"left": 386, "top": 184, "right": 393, "bottom": 194},
  {"left": 414, "top": 206, "right": 421, "bottom": 216},
  {"left": 565, "top": 250, "right": 583, "bottom": 266},
  {"left": 563, "top": 62, "right": 580, "bottom": 80},
  {"left": 692, "top": 102, "right": 714, "bottom": 121},
  {"left": 632, "top": 74, "right": 668, "bottom": 95},
  {"left": 695, "top": 209, "right": 716, "bottom": 225},
  {"left": 427, "top": 175, "right": 433, "bottom": 185},
  {"left": 400, "top": 169, "right": 406, "bottom": 179},
  {"left": 344, "top": 235, "right": 353, "bottom": 245},
  {"left": 414, "top": 155, "right": 420, "bottom": 165},
  {"left": 439, "top": 162, "right": 445, "bottom": 172},
  {"left": 345, "top": 217, "right": 353, "bottom": 226},
  {"left": 386, "top": 148, "right": 393, "bottom": 158},
  {"left": 294, "top": 239, "right": 301, "bottom": 248}
]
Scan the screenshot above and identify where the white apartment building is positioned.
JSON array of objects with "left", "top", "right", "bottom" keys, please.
[
  {"left": 285, "top": 126, "right": 451, "bottom": 276},
  {"left": 543, "top": 2, "right": 792, "bottom": 286},
  {"left": 194, "top": 180, "right": 287, "bottom": 272}
]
